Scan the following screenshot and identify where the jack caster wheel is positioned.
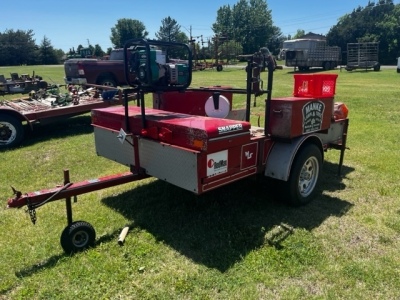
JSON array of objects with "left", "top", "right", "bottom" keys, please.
[{"left": 60, "top": 221, "right": 96, "bottom": 254}]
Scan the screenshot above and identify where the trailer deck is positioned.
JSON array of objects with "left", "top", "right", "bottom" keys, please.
[{"left": 0, "top": 84, "right": 136, "bottom": 148}]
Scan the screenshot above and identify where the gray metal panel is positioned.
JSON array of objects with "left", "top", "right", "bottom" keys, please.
[
  {"left": 139, "top": 139, "right": 199, "bottom": 193},
  {"left": 315, "top": 121, "right": 345, "bottom": 145},
  {"left": 94, "top": 127, "right": 135, "bottom": 167}
]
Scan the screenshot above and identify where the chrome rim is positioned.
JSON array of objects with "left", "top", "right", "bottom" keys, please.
[{"left": 298, "top": 156, "right": 319, "bottom": 197}]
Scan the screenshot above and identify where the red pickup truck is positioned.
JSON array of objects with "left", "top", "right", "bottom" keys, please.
[{"left": 64, "top": 49, "right": 134, "bottom": 87}]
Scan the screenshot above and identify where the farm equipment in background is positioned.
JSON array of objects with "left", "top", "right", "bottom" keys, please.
[
  {"left": 0, "top": 72, "right": 48, "bottom": 95},
  {"left": 280, "top": 38, "right": 341, "bottom": 71},
  {"left": 6, "top": 39, "right": 349, "bottom": 254},
  {"left": 66, "top": 47, "right": 93, "bottom": 59},
  {"left": 345, "top": 42, "right": 380, "bottom": 71}
]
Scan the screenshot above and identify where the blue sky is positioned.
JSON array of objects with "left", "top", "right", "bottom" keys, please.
[{"left": 2, "top": 0, "right": 398, "bottom": 52}]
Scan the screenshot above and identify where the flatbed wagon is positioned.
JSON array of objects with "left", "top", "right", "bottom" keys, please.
[{"left": 0, "top": 84, "right": 135, "bottom": 148}]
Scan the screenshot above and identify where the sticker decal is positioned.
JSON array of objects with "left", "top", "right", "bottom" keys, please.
[
  {"left": 217, "top": 124, "right": 243, "bottom": 134},
  {"left": 241, "top": 143, "right": 258, "bottom": 169},
  {"left": 207, "top": 150, "right": 228, "bottom": 177},
  {"left": 302, "top": 100, "right": 325, "bottom": 133}
]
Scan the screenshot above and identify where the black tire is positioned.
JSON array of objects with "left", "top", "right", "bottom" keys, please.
[
  {"left": 373, "top": 63, "right": 381, "bottom": 72},
  {"left": 60, "top": 221, "right": 96, "bottom": 254},
  {"left": 216, "top": 64, "right": 223, "bottom": 72},
  {"left": 98, "top": 76, "right": 117, "bottom": 87},
  {"left": 284, "top": 144, "right": 322, "bottom": 206},
  {"left": 323, "top": 61, "right": 331, "bottom": 71},
  {"left": 0, "top": 114, "right": 24, "bottom": 149},
  {"left": 38, "top": 80, "right": 48, "bottom": 89}
]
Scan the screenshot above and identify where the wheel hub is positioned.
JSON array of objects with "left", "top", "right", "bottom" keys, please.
[
  {"left": 0, "top": 124, "right": 13, "bottom": 142},
  {"left": 72, "top": 231, "right": 89, "bottom": 247},
  {"left": 298, "top": 157, "right": 318, "bottom": 197}
]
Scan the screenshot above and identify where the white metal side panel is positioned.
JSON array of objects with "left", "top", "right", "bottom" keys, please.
[
  {"left": 94, "top": 127, "right": 135, "bottom": 167},
  {"left": 139, "top": 139, "right": 199, "bottom": 193}
]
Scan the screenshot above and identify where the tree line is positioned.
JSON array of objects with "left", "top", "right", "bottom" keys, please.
[{"left": 0, "top": 0, "right": 399, "bottom": 66}]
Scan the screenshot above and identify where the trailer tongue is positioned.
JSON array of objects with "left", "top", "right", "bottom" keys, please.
[{"left": 6, "top": 39, "right": 349, "bottom": 254}]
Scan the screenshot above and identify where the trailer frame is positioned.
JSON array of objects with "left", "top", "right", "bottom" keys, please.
[{"left": 6, "top": 39, "right": 350, "bottom": 254}]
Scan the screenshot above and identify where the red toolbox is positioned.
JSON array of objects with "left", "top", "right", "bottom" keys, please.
[
  {"left": 269, "top": 96, "right": 334, "bottom": 139},
  {"left": 92, "top": 106, "right": 256, "bottom": 194},
  {"left": 92, "top": 106, "right": 251, "bottom": 152}
]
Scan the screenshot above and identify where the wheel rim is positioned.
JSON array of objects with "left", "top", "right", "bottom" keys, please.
[
  {"left": 71, "top": 230, "right": 90, "bottom": 248},
  {"left": 298, "top": 156, "right": 319, "bottom": 197},
  {"left": 0, "top": 122, "right": 16, "bottom": 144}
]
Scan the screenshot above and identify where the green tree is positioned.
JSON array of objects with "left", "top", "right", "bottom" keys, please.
[
  {"left": 0, "top": 29, "right": 37, "bottom": 65},
  {"left": 154, "top": 17, "right": 190, "bottom": 59},
  {"left": 326, "top": 0, "right": 397, "bottom": 64},
  {"left": 38, "top": 36, "right": 59, "bottom": 65},
  {"left": 110, "top": 18, "right": 148, "bottom": 48},
  {"left": 93, "top": 44, "right": 105, "bottom": 57},
  {"left": 212, "top": 0, "right": 279, "bottom": 55},
  {"left": 155, "top": 17, "right": 188, "bottom": 43},
  {"left": 54, "top": 49, "right": 65, "bottom": 63},
  {"left": 293, "top": 29, "right": 305, "bottom": 39}
]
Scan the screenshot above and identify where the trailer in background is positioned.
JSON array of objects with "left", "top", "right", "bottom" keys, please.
[
  {"left": 0, "top": 84, "right": 136, "bottom": 148},
  {"left": 345, "top": 42, "right": 380, "bottom": 71},
  {"left": 279, "top": 39, "right": 341, "bottom": 71}
]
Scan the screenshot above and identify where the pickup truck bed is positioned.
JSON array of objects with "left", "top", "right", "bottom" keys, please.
[{"left": 64, "top": 48, "right": 135, "bottom": 87}]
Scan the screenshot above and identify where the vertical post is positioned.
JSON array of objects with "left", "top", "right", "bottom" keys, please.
[
  {"left": 124, "top": 89, "right": 130, "bottom": 132},
  {"left": 245, "top": 57, "right": 253, "bottom": 122},
  {"left": 140, "top": 91, "right": 146, "bottom": 129},
  {"left": 338, "top": 119, "right": 349, "bottom": 176},
  {"left": 64, "top": 169, "right": 73, "bottom": 225},
  {"left": 264, "top": 56, "right": 274, "bottom": 135}
]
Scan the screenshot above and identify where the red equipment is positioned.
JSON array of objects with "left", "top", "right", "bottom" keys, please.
[{"left": 6, "top": 39, "right": 349, "bottom": 253}]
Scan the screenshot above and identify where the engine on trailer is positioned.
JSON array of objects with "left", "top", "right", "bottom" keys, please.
[{"left": 124, "top": 39, "right": 192, "bottom": 90}]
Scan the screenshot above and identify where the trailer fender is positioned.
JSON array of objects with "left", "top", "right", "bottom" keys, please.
[
  {"left": 0, "top": 108, "right": 33, "bottom": 130},
  {"left": 264, "top": 135, "right": 323, "bottom": 181}
]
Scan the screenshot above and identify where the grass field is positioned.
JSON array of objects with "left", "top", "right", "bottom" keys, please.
[{"left": 1, "top": 64, "right": 400, "bottom": 299}]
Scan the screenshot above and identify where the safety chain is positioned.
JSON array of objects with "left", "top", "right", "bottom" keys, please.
[
  {"left": 23, "top": 183, "right": 73, "bottom": 225},
  {"left": 25, "top": 197, "right": 37, "bottom": 225}
]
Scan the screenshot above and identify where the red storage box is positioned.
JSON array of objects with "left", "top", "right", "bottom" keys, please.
[
  {"left": 269, "top": 97, "right": 333, "bottom": 139},
  {"left": 293, "top": 74, "right": 338, "bottom": 98}
]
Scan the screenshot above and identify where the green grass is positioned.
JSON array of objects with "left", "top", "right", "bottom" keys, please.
[{"left": 1, "top": 65, "right": 400, "bottom": 299}]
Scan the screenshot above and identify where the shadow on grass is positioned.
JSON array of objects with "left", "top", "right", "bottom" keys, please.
[
  {"left": 14, "top": 227, "right": 124, "bottom": 279},
  {"left": 99, "top": 160, "right": 354, "bottom": 272},
  {"left": 15, "top": 161, "right": 354, "bottom": 277},
  {"left": 21, "top": 114, "right": 93, "bottom": 148}
]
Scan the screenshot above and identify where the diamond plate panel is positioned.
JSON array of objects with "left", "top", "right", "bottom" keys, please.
[
  {"left": 139, "top": 139, "right": 199, "bottom": 193},
  {"left": 94, "top": 127, "right": 135, "bottom": 167}
]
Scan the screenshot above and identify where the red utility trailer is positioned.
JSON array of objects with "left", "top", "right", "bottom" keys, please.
[
  {"left": 0, "top": 84, "right": 136, "bottom": 149},
  {"left": 7, "top": 40, "right": 349, "bottom": 253}
]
